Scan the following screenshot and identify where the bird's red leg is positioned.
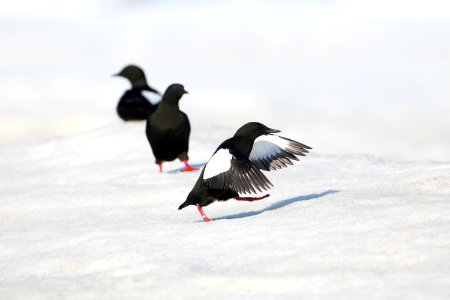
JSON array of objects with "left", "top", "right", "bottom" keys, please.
[
  {"left": 181, "top": 160, "right": 199, "bottom": 172},
  {"left": 197, "top": 206, "right": 214, "bottom": 222},
  {"left": 234, "top": 194, "right": 270, "bottom": 202},
  {"left": 158, "top": 163, "right": 163, "bottom": 172}
]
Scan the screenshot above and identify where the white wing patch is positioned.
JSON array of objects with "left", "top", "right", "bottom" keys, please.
[
  {"left": 249, "top": 135, "right": 289, "bottom": 161},
  {"left": 203, "top": 148, "right": 232, "bottom": 179},
  {"left": 249, "top": 134, "right": 310, "bottom": 171}
]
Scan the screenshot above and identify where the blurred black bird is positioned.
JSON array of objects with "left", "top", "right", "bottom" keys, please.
[
  {"left": 146, "top": 83, "right": 198, "bottom": 172},
  {"left": 178, "top": 122, "right": 311, "bottom": 222},
  {"left": 114, "top": 64, "right": 160, "bottom": 121}
]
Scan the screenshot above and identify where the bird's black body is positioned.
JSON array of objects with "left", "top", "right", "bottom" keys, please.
[
  {"left": 117, "top": 87, "right": 158, "bottom": 120},
  {"left": 182, "top": 168, "right": 239, "bottom": 209},
  {"left": 179, "top": 122, "right": 311, "bottom": 221},
  {"left": 114, "top": 65, "right": 160, "bottom": 121},
  {"left": 146, "top": 108, "right": 190, "bottom": 163},
  {"left": 146, "top": 84, "right": 196, "bottom": 172}
]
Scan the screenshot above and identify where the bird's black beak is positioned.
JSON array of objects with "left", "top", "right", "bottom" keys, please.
[
  {"left": 145, "top": 85, "right": 161, "bottom": 95},
  {"left": 183, "top": 90, "right": 189, "bottom": 94},
  {"left": 267, "top": 128, "right": 281, "bottom": 134},
  {"left": 112, "top": 73, "right": 120, "bottom": 77}
]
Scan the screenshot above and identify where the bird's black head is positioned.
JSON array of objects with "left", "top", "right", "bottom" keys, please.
[
  {"left": 162, "top": 83, "right": 188, "bottom": 104},
  {"left": 114, "top": 65, "right": 146, "bottom": 85},
  {"left": 114, "top": 64, "right": 160, "bottom": 94},
  {"left": 234, "top": 122, "right": 280, "bottom": 140}
]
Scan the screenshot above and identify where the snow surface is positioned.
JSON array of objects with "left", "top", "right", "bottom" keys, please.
[
  {"left": 1, "top": 0, "right": 450, "bottom": 298},
  {"left": 1, "top": 121, "right": 449, "bottom": 299}
]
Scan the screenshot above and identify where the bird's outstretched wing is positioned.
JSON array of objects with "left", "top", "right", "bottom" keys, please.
[
  {"left": 203, "top": 148, "right": 273, "bottom": 194},
  {"left": 249, "top": 135, "right": 311, "bottom": 171}
]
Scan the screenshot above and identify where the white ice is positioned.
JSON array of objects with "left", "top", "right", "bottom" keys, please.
[{"left": 1, "top": 0, "right": 450, "bottom": 299}]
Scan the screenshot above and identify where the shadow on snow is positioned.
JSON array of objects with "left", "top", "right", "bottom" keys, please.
[{"left": 215, "top": 190, "right": 339, "bottom": 221}]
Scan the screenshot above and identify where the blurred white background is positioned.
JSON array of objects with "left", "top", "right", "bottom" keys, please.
[{"left": 0, "top": 0, "right": 449, "bottom": 160}]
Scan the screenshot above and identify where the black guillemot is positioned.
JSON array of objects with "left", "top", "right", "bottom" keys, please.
[
  {"left": 179, "top": 122, "right": 311, "bottom": 222},
  {"left": 146, "top": 83, "right": 198, "bottom": 172},
  {"left": 114, "top": 64, "right": 160, "bottom": 121}
]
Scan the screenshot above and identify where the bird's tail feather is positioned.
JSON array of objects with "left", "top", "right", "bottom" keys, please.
[{"left": 178, "top": 200, "right": 190, "bottom": 210}]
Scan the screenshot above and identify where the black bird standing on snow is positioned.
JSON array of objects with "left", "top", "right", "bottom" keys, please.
[
  {"left": 146, "top": 83, "right": 198, "bottom": 173},
  {"left": 113, "top": 65, "right": 160, "bottom": 121},
  {"left": 178, "top": 122, "right": 311, "bottom": 222}
]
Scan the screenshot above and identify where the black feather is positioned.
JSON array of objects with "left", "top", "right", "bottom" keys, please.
[{"left": 146, "top": 84, "right": 191, "bottom": 164}]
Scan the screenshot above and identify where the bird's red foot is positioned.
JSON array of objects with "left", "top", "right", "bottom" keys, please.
[
  {"left": 158, "top": 163, "right": 163, "bottom": 172},
  {"left": 182, "top": 161, "right": 199, "bottom": 172},
  {"left": 234, "top": 194, "right": 270, "bottom": 202},
  {"left": 198, "top": 206, "right": 214, "bottom": 222}
]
